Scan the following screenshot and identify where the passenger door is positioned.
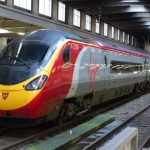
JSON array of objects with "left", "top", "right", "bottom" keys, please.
[{"left": 61, "top": 44, "right": 73, "bottom": 96}]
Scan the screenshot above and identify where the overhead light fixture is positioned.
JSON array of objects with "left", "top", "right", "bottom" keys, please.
[
  {"left": 0, "top": 29, "right": 11, "bottom": 34},
  {"left": 129, "top": 5, "right": 147, "bottom": 12},
  {"left": 0, "top": 29, "right": 25, "bottom": 35},
  {"left": 18, "top": 32, "right": 25, "bottom": 35}
]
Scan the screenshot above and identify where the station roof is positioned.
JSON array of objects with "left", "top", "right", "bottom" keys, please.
[
  {"left": 0, "top": 16, "right": 40, "bottom": 38},
  {"left": 60, "top": 0, "right": 150, "bottom": 38}
]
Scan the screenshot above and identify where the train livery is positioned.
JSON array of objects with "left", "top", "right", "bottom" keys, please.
[{"left": 0, "top": 29, "right": 149, "bottom": 126}]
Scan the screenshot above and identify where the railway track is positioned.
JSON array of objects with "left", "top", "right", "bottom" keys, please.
[
  {"left": 140, "top": 136, "right": 150, "bottom": 149},
  {"left": 79, "top": 103, "right": 150, "bottom": 150},
  {"left": 0, "top": 91, "right": 149, "bottom": 150},
  {"left": 0, "top": 128, "right": 12, "bottom": 136}
]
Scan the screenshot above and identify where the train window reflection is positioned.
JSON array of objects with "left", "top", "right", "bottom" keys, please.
[{"left": 111, "top": 61, "right": 142, "bottom": 74}]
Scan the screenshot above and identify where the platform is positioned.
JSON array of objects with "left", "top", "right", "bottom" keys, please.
[{"left": 28, "top": 114, "right": 115, "bottom": 150}]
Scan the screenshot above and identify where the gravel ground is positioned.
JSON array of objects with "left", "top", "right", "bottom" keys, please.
[
  {"left": 105, "top": 93, "right": 150, "bottom": 120},
  {"left": 72, "top": 92, "right": 150, "bottom": 150}
]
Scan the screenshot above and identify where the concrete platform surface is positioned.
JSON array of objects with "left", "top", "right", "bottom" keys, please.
[{"left": 28, "top": 114, "right": 115, "bottom": 150}]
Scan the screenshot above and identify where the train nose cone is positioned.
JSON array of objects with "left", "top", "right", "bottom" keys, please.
[{"left": 0, "top": 90, "right": 28, "bottom": 110}]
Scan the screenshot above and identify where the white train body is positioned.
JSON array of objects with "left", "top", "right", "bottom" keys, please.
[{"left": 67, "top": 39, "right": 150, "bottom": 106}]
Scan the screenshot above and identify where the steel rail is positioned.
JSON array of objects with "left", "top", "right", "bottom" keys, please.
[{"left": 83, "top": 104, "right": 150, "bottom": 150}]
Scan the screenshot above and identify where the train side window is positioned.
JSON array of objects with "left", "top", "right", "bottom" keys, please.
[
  {"left": 111, "top": 61, "right": 142, "bottom": 74},
  {"left": 104, "top": 55, "right": 107, "bottom": 66},
  {"left": 144, "top": 59, "right": 147, "bottom": 71},
  {"left": 63, "top": 45, "right": 70, "bottom": 63}
]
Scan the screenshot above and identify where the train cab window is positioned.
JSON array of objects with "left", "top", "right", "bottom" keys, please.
[
  {"left": 0, "top": 42, "right": 49, "bottom": 65},
  {"left": 63, "top": 45, "right": 70, "bottom": 63}
]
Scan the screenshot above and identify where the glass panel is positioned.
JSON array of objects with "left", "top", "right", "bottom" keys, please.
[
  {"left": 58, "top": 2, "right": 66, "bottom": 22},
  {"left": 39, "top": 0, "right": 52, "bottom": 17},
  {"left": 118, "top": 29, "right": 120, "bottom": 41},
  {"left": 111, "top": 61, "right": 142, "bottom": 74},
  {"left": 123, "top": 32, "right": 125, "bottom": 42},
  {"left": 0, "top": 42, "right": 49, "bottom": 65},
  {"left": 14, "top": 0, "right": 31, "bottom": 10},
  {"left": 73, "top": 9, "right": 80, "bottom": 27},
  {"left": 63, "top": 46, "right": 70, "bottom": 63},
  {"left": 104, "top": 23, "right": 108, "bottom": 36},
  {"left": 132, "top": 36, "right": 134, "bottom": 45},
  {"left": 85, "top": 15, "right": 91, "bottom": 31},
  {"left": 112, "top": 26, "right": 114, "bottom": 39},
  {"left": 127, "top": 34, "right": 130, "bottom": 44},
  {"left": 96, "top": 20, "right": 100, "bottom": 34}
]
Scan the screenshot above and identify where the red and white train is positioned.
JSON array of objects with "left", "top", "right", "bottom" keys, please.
[{"left": 0, "top": 29, "right": 149, "bottom": 126}]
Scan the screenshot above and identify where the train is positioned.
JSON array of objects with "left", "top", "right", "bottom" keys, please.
[{"left": 0, "top": 29, "right": 149, "bottom": 126}]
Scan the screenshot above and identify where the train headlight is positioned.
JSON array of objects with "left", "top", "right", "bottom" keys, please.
[{"left": 25, "top": 75, "right": 48, "bottom": 90}]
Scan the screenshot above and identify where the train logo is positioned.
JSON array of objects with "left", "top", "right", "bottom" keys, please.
[
  {"left": 88, "top": 52, "right": 99, "bottom": 88},
  {"left": 2, "top": 93, "right": 9, "bottom": 100}
]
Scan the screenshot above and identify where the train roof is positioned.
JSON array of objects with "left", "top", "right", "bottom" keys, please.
[
  {"left": 87, "top": 39, "right": 150, "bottom": 58},
  {"left": 11, "top": 29, "right": 86, "bottom": 44}
]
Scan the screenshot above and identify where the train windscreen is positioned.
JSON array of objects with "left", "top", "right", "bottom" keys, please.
[{"left": 0, "top": 42, "right": 49, "bottom": 66}]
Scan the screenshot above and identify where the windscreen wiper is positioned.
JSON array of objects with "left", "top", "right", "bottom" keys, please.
[{"left": 10, "top": 56, "right": 30, "bottom": 69}]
